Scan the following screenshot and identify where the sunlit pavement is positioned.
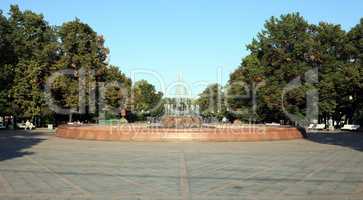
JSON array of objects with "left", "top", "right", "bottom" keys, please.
[{"left": 0, "top": 130, "right": 363, "bottom": 200}]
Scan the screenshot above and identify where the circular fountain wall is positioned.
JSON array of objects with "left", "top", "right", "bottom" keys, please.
[{"left": 56, "top": 124, "right": 303, "bottom": 142}]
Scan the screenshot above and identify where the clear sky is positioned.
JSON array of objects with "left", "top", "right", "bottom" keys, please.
[{"left": 1, "top": 0, "right": 362, "bottom": 97}]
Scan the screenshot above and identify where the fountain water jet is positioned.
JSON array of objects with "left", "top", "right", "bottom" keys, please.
[{"left": 161, "top": 74, "right": 202, "bottom": 128}]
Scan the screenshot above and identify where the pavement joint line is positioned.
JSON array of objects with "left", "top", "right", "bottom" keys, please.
[
  {"left": 0, "top": 192, "right": 89, "bottom": 199},
  {"left": 180, "top": 151, "right": 191, "bottom": 200},
  {"left": 24, "top": 155, "right": 92, "bottom": 197}
]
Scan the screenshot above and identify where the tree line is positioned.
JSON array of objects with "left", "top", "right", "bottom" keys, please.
[
  {"left": 1, "top": 6, "right": 362, "bottom": 127},
  {"left": 197, "top": 13, "right": 363, "bottom": 127},
  {"left": 0, "top": 5, "right": 162, "bottom": 125}
]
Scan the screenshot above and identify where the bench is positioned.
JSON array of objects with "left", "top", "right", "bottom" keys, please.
[
  {"left": 315, "top": 124, "right": 326, "bottom": 130},
  {"left": 265, "top": 122, "right": 281, "bottom": 126},
  {"left": 17, "top": 123, "right": 26, "bottom": 129},
  {"left": 341, "top": 124, "right": 360, "bottom": 131},
  {"left": 307, "top": 124, "right": 316, "bottom": 129}
]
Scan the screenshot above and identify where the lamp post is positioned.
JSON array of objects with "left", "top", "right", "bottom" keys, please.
[
  {"left": 348, "top": 95, "right": 353, "bottom": 125},
  {"left": 8, "top": 94, "right": 15, "bottom": 130}
]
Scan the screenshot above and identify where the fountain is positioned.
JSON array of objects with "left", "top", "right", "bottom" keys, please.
[
  {"left": 56, "top": 74, "right": 303, "bottom": 142},
  {"left": 161, "top": 74, "right": 202, "bottom": 128}
]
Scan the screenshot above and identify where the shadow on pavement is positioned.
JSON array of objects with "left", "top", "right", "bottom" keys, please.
[
  {"left": 307, "top": 131, "right": 363, "bottom": 152},
  {"left": 0, "top": 130, "right": 47, "bottom": 161}
]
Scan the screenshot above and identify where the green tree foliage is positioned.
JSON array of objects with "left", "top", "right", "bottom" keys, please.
[
  {"left": 0, "top": 5, "right": 135, "bottom": 124},
  {"left": 53, "top": 19, "right": 109, "bottom": 121},
  {"left": 132, "top": 80, "right": 163, "bottom": 119},
  {"left": 8, "top": 5, "right": 58, "bottom": 120},
  {"left": 226, "top": 55, "right": 263, "bottom": 121},
  {"left": 197, "top": 83, "right": 225, "bottom": 118},
  {"left": 0, "top": 10, "right": 16, "bottom": 115},
  {"left": 346, "top": 18, "right": 363, "bottom": 124},
  {"left": 104, "top": 65, "right": 131, "bottom": 113},
  {"left": 311, "top": 23, "right": 348, "bottom": 124},
  {"left": 250, "top": 13, "right": 314, "bottom": 122},
  {"left": 228, "top": 13, "right": 363, "bottom": 125}
]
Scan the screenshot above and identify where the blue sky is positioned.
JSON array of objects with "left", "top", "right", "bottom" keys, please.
[{"left": 1, "top": 0, "right": 362, "bottom": 97}]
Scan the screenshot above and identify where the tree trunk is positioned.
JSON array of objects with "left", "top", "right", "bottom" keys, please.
[{"left": 69, "top": 113, "right": 73, "bottom": 122}]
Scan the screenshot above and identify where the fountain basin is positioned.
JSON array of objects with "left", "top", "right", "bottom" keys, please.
[{"left": 56, "top": 124, "right": 303, "bottom": 142}]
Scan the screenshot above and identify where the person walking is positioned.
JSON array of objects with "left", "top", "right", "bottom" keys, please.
[{"left": 25, "top": 120, "right": 32, "bottom": 131}]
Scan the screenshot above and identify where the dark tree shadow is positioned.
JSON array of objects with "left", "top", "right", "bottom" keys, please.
[
  {"left": 306, "top": 131, "right": 363, "bottom": 152},
  {"left": 0, "top": 130, "right": 47, "bottom": 161}
]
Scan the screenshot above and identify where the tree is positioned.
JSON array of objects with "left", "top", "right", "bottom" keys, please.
[
  {"left": 103, "top": 65, "right": 132, "bottom": 117},
  {"left": 0, "top": 5, "right": 134, "bottom": 125},
  {"left": 54, "top": 19, "right": 109, "bottom": 122},
  {"left": 245, "top": 13, "right": 315, "bottom": 122},
  {"left": 8, "top": 5, "right": 58, "bottom": 123},
  {"left": 346, "top": 18, "right": 363, "bottom": 124},
  {"left": 132, "top": 80, "right": 163, "bottom": 119},
  {"left": 227, "top": 55, "right": 264, "bottom": 121},
  {"left": 227, "top": 13, "right": 363, "bottom": 126},
  {"left": 0, "top": 10, "right": 16, "bottom": 116},
  {"left": 197, "top": 83, "right": 225, "bottom": 118},
  {"left": 310, "top": 22, "right": 348, "bottom": 125}
]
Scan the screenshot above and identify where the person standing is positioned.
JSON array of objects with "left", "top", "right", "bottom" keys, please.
[{"left": 25, "top": 120, "right": 31, "bottom": 131}]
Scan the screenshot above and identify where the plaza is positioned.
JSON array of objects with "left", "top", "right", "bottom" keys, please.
[
  {"left": 0, "top": 130, "right": 362, "bottom": 200},
  {"left": 0, "top": 1, "right": 363, "bottom": 200}
]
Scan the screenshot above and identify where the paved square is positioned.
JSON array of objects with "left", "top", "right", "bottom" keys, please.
[{"left": 0, "top": 130, "right": 363, "bottom": 200}]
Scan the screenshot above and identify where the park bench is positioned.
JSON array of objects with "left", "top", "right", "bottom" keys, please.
[
  {"left": 341, "top": 124, "right": 360, "bottom": 131},
  {"left": 265, "top": 122, "right": 281, "bottom": 126},
  {"left": 16, "top": 123, "right": 26, "bottom": 129},
  {"left": 307, "top": 124, "right": 316, "bottom": 129},
  {"left": 307, "top": 124, "right": 325, "bottom": 130},
  {"left": 315, "top": 124, "right": 326, "bottom": 130}
]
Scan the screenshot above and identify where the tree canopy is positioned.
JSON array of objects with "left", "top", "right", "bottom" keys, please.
[
  {"left": 0, "top": 5, "right": 139, "bottom": 124},
  {"left": 224, "top": 13, "right": 363, "bottom": 126},
  {"left": 132, "top": 80, "right": 163, "bottom": 117}
]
